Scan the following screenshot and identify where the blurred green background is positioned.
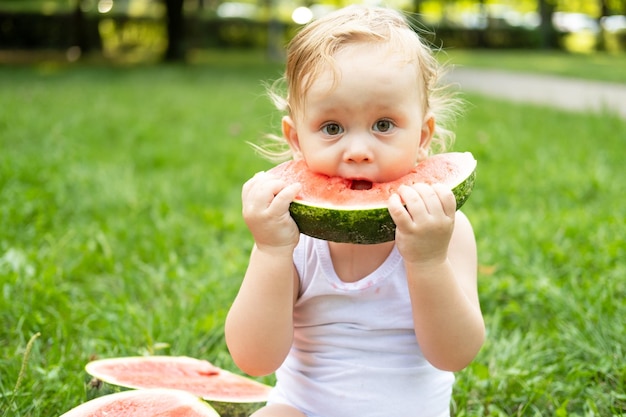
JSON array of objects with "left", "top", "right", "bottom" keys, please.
[{"left": 1, "top": 0, "right": 626, "bottom": 64}]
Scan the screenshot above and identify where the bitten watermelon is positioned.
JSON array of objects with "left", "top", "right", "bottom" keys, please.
[
  {"left": 269, "top": 152, "right": 477, "bottom": 244},
  {"left": 60, "top": 388, "right": 220, "bottom": 417},
  {"left": 85, "top": 356, "right": 271, "bottom": 417}
]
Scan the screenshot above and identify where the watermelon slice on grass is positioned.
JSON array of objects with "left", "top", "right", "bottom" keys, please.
[
  {"left": 60, "top": 388, "right": 220, "bottom": 417},
  {"left": 85, "top": 356, "right": 271, "bottom": 417},
  {"left": 269, "top": 151, "right": 477, "bottom": 244}
]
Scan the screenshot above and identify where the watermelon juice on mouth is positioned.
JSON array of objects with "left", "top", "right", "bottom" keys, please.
[{"left": 269, "top": 151, "right": 477, "bottom": 244}]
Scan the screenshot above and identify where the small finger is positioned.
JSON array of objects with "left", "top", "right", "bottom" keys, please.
[
  {"left": 399, "top": 184, "right": 428, "bottom": 215},
  {"left": 241, "top": 171, "right": 265, "bottom": 198},
  {"left": 413, "top": 183, "right": 445, "bottom": 215},
  {"left": 388, "top": 192, "right": 410, "bottom": 224},
  {"left": 242, "top": 171, "right": 281, "bottom": 197},
  {"left": 271, "top": 182, "right": 301, "bottom": 212},
  {"left": 431, "top": 183, "right": 457, "bottom": 217},
  {"left": 392, "top": 185, "right": 430, "bottom": 224}
]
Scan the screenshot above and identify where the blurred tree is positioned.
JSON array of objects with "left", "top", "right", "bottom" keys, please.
[
  {"left": 263, "top": 0, "right": 283, "bottom": 60},
  {"left": 599, "top": 0, "right": 610, "bottom": 15},
  {"left": 538, "top": 0, "right": 558, "bottom": 48},
  {"left": 163, "top": 0, "right": 185, "bottom": 61},
  {"left": 603, "top": 0, "right": 626, "bottom": 14},
  {"left": 72, "top": 0, "right": 89, "bottom": 53},
  {"left": 595, "top": 0, "right": 608, "bottom": 51}
]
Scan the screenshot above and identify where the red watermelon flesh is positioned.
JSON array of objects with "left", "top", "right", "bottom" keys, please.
[
  {"left": 60, "top": 388, "right": 219, "bottom": 417},
  {"left": 269, "top": 152, "right": 475, "bottom": 208},
  {"left": 85, "top": 356, "right": 271, "bottom": 404},
  {"left": 267, "top": 152, "right": 476, "bottom": 244}
]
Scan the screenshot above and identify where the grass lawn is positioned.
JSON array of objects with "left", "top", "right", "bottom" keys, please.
[
  {"left": 1, "top": 51, "right": 625, "bottom": 416},
  {"left": 440, "top": 49, "right": 626, "bottom": 84}
]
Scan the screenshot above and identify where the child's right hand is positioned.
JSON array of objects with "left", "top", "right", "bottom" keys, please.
[{"left": 241, "top": 171, "right": 302, "bottom": 253}]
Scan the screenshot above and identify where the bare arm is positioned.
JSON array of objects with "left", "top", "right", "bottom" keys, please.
[
  {"left": 225, "top": 246, "right": 299, "bottom": 376},
  {"left": 225, "top": 172, "right": 301, "bottom": 376},
  {"left": 389, "top": 184, "right": 485, "bottom": 371},
  {"left": 404, "top": 211, "right": 483, "bottom": 371}
]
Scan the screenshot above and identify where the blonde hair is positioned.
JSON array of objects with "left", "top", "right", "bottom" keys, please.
[{"left": 257, "top": 5, "right": 460, "bottom": 161}]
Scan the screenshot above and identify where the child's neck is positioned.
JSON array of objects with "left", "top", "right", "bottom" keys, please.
[{"left": 328, "top": 241, "right": 395, "bottom": 283}]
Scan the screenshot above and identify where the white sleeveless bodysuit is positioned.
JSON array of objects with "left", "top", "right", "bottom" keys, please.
[{"left": 267, "top": 235, "right": 454, "bottom": 417}]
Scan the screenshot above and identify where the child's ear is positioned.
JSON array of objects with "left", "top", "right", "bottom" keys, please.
[
  {"left": 418, "top": 114, "right": 435, "bottom": 160},
  {"left": 282, "top": 116, "right": 303, "bottom": 159}
]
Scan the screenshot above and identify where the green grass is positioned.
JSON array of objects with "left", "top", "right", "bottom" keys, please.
[
  {"left": 440, "top": 49, "right": 626, "bottom": 84},
  {"left": 451, "top": 96, "right": 626, "bottom": 416},
  {"left": 1, "top": 52, "right": 625, "bottom": 416}
]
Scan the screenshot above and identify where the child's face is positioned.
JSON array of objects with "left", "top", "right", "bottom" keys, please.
[{"left": 283, "top": 42, "right": 434, "bottom": 184}]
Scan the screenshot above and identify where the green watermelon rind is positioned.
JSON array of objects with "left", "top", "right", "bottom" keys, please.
[{"left": 289, "top": 168, "right": 476, "bottom": 245}]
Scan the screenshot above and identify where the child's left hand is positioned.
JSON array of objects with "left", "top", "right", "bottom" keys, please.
[{"left": 388, "top": 183, "right": 457, "bottom": 265}]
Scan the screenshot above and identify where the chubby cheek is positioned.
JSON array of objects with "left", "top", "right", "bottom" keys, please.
[
  {"left": 301, "top": 152, "right": 338, "bottom": 176},
  {"left": 377, "top": 149, "right": 421, "bottom": 182},
  {"left": 379, "top": 163, "right": 416, "bottom": 183}
]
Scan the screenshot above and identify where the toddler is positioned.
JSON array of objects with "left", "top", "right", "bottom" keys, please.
[{"left": 226, "top": 5, "right": 485, "bottom": 417}]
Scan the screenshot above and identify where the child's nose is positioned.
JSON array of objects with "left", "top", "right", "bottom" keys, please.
[{"left": 343, "top": 135, "right": 374, "bottom": 163}]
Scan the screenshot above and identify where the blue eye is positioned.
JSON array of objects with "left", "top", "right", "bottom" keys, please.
[
  {"left": 373, "top": 119, "right": 394, "bottom": 132},
  {"left": 321, "top": 123, "right": 343, "bottom": 136}
]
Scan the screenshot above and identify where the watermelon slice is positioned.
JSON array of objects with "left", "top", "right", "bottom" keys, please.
[
  {"left": 85, "top": 356, "right": 271, "bottom": 417},
  {"left": 60, "top": 388, "right": 220, "bottom": 417},
  {"left": 269, "top": 151, "right": 477, "bottom": 244}
]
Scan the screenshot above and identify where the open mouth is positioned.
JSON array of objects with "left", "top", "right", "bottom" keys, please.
[{"left": 350, "top": 179, "right": 373, "bottom": 190}]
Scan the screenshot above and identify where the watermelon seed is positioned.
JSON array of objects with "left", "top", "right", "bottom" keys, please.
[{"left": 197, "top": 370, "right": 220, "bottom": 377}]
